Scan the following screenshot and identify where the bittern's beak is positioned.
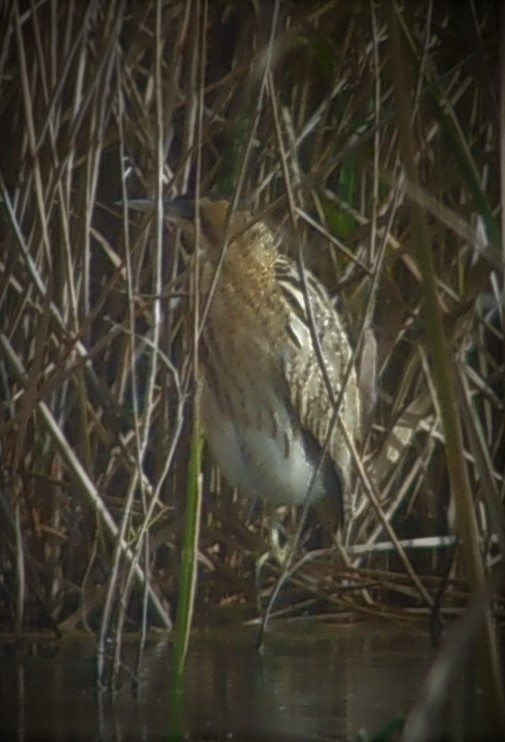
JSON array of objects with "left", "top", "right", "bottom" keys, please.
[
  {"left": 120, "top": 195, "right": 196, "bottom": 224},
  {"left": 121, "top": 195, "right": 242, "bottom": 250}
]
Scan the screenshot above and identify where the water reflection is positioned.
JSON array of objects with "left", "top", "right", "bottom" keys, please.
[
  {"left": 0, "top": 623, "right": 485, "bottom": 740},
  {"left": 178, "top": 626, "right": 431, "bottom": 739}
]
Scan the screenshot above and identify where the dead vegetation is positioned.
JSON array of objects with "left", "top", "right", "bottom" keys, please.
[{"left": 0, "top": 1, "right": 502, "bottom": 648}]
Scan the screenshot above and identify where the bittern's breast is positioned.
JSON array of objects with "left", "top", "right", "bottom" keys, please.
[{"left": 197, "top": 243, "right": 346, "bottom": 514}]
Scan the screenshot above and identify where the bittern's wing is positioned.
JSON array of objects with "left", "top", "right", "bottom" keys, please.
[{"left": 276, "top": 257, "right": 361, "bottom": 517}]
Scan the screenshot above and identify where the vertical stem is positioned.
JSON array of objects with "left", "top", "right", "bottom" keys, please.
[{"left": 387, "top": 2, "right": 505, "bottom": 734}]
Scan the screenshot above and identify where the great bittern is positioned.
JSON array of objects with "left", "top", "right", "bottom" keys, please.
[{"left": 134, "top": 195, "right": 361, "bottom": 537}]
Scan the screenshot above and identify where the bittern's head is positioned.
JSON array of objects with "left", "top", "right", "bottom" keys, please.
[
  {"left": 163, "top": 196, "right": 249, "bottom": 248},
  {"left": 124, "top": 194, "right": 275, "bottom": 260}
]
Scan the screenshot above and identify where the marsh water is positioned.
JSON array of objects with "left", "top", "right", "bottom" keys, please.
[{"left": 0, "top": 622, "right": 489, "bottom": 740}]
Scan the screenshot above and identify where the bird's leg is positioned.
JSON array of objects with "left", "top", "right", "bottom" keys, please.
[{"left": 254, "top": 505, "right": 294, "bottom": 613}]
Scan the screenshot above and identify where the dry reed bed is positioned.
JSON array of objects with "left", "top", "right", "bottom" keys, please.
[{"left": 0, "top": 1, "right": 502, "bottom": 641}]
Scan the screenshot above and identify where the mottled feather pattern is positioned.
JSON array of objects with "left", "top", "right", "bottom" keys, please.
[
  {"left": 200, "top": 226, "right": 283, "bottom": 433},
  {"left": 277, "top": 258, "right": 360, "bottom": 518},
  {"left": 166, "top": 197, "right": 361, "bottom": 520}
]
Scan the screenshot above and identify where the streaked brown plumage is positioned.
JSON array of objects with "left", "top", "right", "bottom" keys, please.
[{"left": 133, "top": 195, "right": 361, "bottom": 531}]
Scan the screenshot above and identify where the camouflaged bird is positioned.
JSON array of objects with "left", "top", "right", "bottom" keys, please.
[{"left": 133, "top": 195, "right": 362, "bottom": 531}]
